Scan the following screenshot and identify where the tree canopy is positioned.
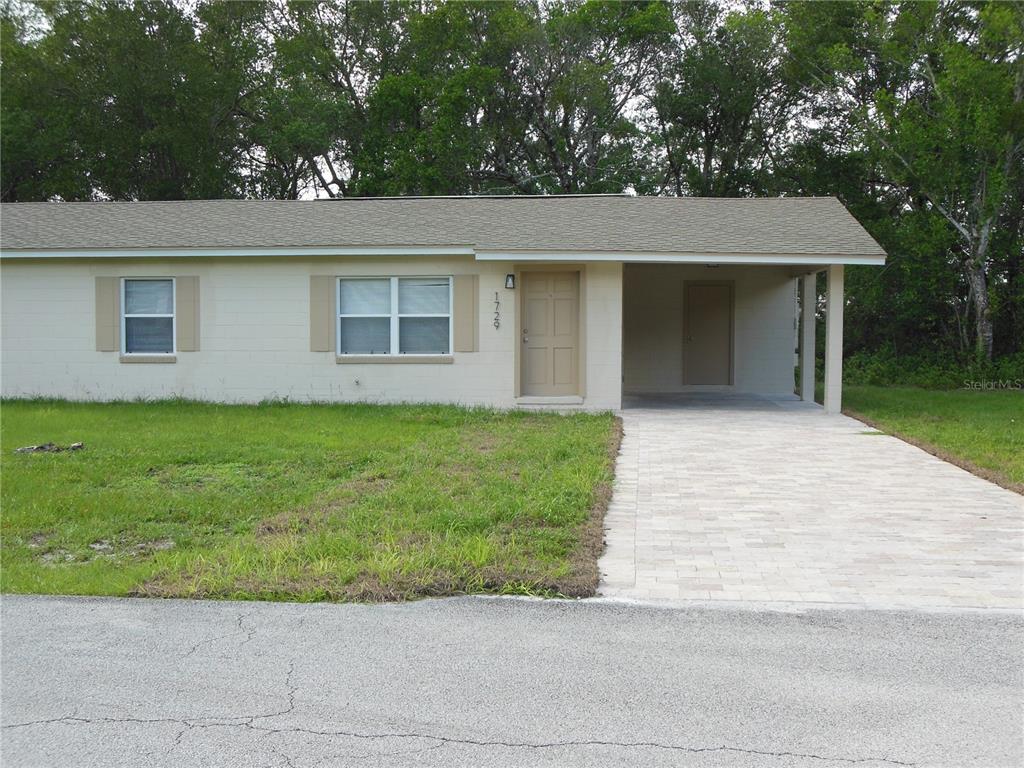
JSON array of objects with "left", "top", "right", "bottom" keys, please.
[{"left": 1, "top": 0, "right": 1021, "bottom": 362}]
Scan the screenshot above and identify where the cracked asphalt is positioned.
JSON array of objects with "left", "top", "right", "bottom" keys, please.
[{"left": 1, "top": 595, "right": 1021, "bottom": 767}]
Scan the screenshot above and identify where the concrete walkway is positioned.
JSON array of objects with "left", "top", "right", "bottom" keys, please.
[{"left": 600, "top": 393, "right": 1024, "bottom": 610}]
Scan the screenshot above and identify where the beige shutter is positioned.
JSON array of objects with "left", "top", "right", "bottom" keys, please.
[
  {"left": 452, "top": 275, "right": 479, "bottom": 353},
  {"left": 175, "top": 276, "right": 200, "bottom": 352},
  {"left": 310, "top": 276, "right": 336, "bottom": 352},
  {"left": 95, "top": 277, "right": 120, "bottom": 352}
]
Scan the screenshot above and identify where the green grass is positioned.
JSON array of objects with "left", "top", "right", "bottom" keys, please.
[
  {"left": 843, "top": 386, "right": 1024, "bottom": 492},
  {"left": 0, "top": 400, "right": 619, "bottom": 602}
]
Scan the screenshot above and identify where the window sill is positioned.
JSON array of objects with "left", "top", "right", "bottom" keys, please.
[
  {"left": 336, "top": 355, "right": 453, "bottom": 365},
  {"left": 120, "top": 355, "right": 177, "bottom": 364}
]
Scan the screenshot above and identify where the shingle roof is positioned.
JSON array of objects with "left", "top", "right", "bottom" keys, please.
[{"left": 0, "top": 195, "right": 885, "bottom": 258}]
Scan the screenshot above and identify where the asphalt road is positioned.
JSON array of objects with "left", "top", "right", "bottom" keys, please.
[{"left": 1, "top": 595, "right": 1021, "bottom": 768}]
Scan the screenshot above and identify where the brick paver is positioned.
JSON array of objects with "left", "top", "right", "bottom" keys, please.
[{"left": 599, "top": 393, "right": 1024, "bottom": 610}]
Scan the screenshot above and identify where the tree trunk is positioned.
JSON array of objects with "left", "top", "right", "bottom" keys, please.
[{"left": 964, "top": 258, "right": 993, "bottom": 361}]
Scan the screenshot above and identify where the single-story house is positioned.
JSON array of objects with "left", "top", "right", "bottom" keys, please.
[{"left": 0, "top": 195, "right": 885, "bottom": 412}]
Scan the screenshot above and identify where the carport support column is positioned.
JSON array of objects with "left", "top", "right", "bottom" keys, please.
[
  {"left": 823, "top": 265, "right": 844, "bottom": 414},
  {"left": 800, "top": 273, "right": 816, "bottom": 402}
]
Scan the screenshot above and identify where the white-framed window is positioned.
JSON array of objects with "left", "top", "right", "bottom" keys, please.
[
  {"left": 122, "top": 278, "right": 175, "bottom": 355},
  {"left": 338, "top": 276, "right": 452, "bottom": 356}
]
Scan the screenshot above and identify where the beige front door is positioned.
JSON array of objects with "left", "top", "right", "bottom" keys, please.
[
  {"left": 683, "top": 282, "right": 733, "bottom": 385},
  {"left": 521, "top": 271, "right": 579, "bottom": 396}
]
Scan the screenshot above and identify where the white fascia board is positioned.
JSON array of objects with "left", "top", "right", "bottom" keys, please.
[
  {"left": 0, "top": 245, "right": 476, "bottom": 259},
  {"left": 474, "top": 250, "right": 885, "bottom": 266},
  {"left": 0, "top": 245, "right": 886, "bottom": 266}
]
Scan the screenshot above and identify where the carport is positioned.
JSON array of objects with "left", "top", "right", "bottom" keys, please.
[{"left": 622, "top": 261, "right": 849, "bottom": 413}]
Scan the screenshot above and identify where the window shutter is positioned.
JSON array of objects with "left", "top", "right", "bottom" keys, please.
[
  {"left": 452, "top": 275, "right": 478, "bottom": 353},
  {"left": 310, "top": 276, "right": 336, "bottom": 352},
  {"left": 175, "top": 276, "right": 200, "bottom": 352},
  {"left": 95, "top": 277, "right": 120, "bottom": 352}
]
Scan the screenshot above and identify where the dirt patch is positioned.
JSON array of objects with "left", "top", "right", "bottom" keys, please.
[
  {"left": 846, "top": 408, "right": 1024, "bottom": 496},
  {"left": 139, "top": 538, "right": 175, "bottom": 554},
  {"left": 85, "top": 538, "right": 176, "bottom": 559},
  {"left": 257, "top": 510, "right": 321, "bottom": 536},
  {"left": 139, "top": 462, "right": 265, "bottom": 491},
  {"left": 256, "top": 476, "right": 394, "bottom": 536},
  {"left": 257, "top": 502, "right": 335, "bottom": 536},
  {"left": 468, "top": 432, "right": 501, "bottom": 454},
  {"left": 435, "top": 461, "right": 484, "bottom": 482},
  {"left": 27, "top": 533, "right": 49, "bottom": 549},
  {"left": 347, "top": 475, "right": 393, "bottom": 494},
  {"left": 40, "top": 549, "right": 77, "bottom": 564}
]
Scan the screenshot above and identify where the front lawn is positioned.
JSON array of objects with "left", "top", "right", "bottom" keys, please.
[
  {"left": 0, "top": 401, "right": 619, "bottom": 601},
  {"left": 843, "top": 386, "right": 1023, "bottom": 493}
]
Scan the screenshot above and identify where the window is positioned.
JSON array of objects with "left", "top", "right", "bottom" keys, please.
[
  {"left": 338, "top": 278, "right": 391, "bottom": 354},
  {"left": 338, "top": 277, "right": 451, "bottom": 356},
  {"left": 122, "top": 278, "right": 174, "bottom": 354}
]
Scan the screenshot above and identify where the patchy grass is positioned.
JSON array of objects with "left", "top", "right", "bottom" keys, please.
[
  {"left": 843, "top": 386, "right": 1023, "bottom": 493},
  {"left": 0, "top": 400, "right": 620, "bottom": 602}
]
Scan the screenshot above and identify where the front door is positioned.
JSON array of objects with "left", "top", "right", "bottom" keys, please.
[
  {"left": 521, "top": 271, "right": 579, "bottom": 396},
  {"left": 683, "top": 282, "right": 733, "bottom": 385}
]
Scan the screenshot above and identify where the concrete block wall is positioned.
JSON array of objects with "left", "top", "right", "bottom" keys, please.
[
  {"left": 1, "top": 257, "right": 624, "bottom": 410},
  {"left": 622, "top": 263, "right": 797, "bottom": 396}
]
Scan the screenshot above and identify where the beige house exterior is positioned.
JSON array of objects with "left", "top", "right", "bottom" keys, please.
[{"left": 0, "top": 196, "right": 885, "bottom": 412}]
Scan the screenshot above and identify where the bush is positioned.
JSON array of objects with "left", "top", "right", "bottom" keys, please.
[{"left": 843, "top": 347, "right": 1024, "bottom": 389}]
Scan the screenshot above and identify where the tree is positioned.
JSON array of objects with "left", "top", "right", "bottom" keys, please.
[
  {"left": 1, "top": 0, "right": 262, "bottom": 201},
  {"left": 648, "top": 2, "right": 799, "bottom": 197},
  {"left": 513, "top": 0, "right": 674, "bottom": 193},
  {"left": 782, "top": 0, "right": 1023, "bottom": 361},
  {"left": 873, "top": 3, "right": 1022, "bottom": 360},
  {"left": 343, "top": 0, "right": 675, "bottom": 196},
  {"left": 262, "top": 0, "right": 412, "bottom": 198},
  {"left": 353, "top": 1, "right": 539, "bottom": 195},
  {"left": 1, "top": 2, "right": 89, "bottom": 201}
]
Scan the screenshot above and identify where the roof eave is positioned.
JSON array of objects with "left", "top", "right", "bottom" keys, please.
[
  {"left": 0, "top": 245, "right": 476, "bottom": 259},
  {"left": 476, "top": 249, "right": 886, "bottom": 266},
  {"left": 0, "top": 245, "right": 886, "bottom": 266}
]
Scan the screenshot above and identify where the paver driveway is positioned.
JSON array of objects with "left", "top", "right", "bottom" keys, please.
[{"left": 599, "top": 393, "right": 1024, "bottom": 610}]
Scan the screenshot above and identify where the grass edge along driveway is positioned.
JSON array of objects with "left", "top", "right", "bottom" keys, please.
[
  {"left": 842, "top": 386, "right": 1023, "bottom": 495},
  {"left": 1, "top": 400, "right": 621, "bottom": 602}
]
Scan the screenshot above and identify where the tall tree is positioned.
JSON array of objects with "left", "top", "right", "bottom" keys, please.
[
  {"left": 1, "top": 2, "right": 89, "bottom": 201},
  {"left": 782, "top": 0, "right": 1024, "bottom": 360},
  {"left": 353, "top": 1, "right": 539, "bottom": 195},
  {"left": 263, "top": 0, "right": 411, "bottom": 198},
  {"left": 648, "top": 2, "right": 799, "bottom": 197},
  {"left": 514, "top": 0, "right": 674, "bottom": 193},
  {"left": 1, "top": 0, "right": 262, "bottom": 201},
  {"left": 873, "top": 2, "right": 1022, "bottom": 360}
]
